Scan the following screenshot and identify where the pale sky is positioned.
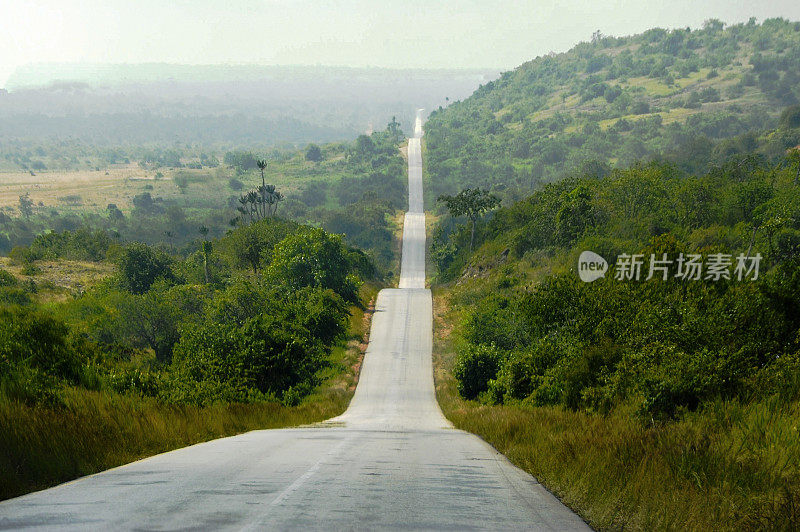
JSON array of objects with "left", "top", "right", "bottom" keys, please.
[{"left": 2, "top": 0, "right": 800, "bottom": 88}]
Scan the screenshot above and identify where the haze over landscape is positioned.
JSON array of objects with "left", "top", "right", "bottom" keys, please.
[
  {"left": 3, "top": 1, "right": 800, "bottom": 530},
  {"left": 4, "top": 0, "right": 800, "bottom": 88}
]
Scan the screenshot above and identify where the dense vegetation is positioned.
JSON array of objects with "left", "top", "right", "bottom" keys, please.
[
  {"left": 433, "top": 123, "right": 800, "bottom": 530},
  {"left": 442, "top": 154, "right": 800, "bottom": 417},
  {"left": 0, "top": 216, "right": 378, "bottom": 499},
  {"left": 425, "top": 18, "right": 800, "bottom": 199},
  {"left": 0, "top": 118, "right": 408, "bottom": 501},
  {"left": 2, "top": 219, "right": 374, "bottom": 405},
  {"left": 427, "top": 17, "right": 800, "bottom": 530}
]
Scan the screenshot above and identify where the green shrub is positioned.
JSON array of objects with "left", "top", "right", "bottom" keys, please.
[
  {"left": 21, "top": 263, "right": 40, "bottom": 276},
  {"left": 28, "top": 229, "right": 112, "bottom": 262},
  {"left": 0, "top": 269, "right": 17, "bottom": 287},
  {"left": 116, "top": 242, "right": 176, "bottom": 294},
  {"left": 266, "top": 227, "right": 362, "bottom": 305},
  {"left": 170, "top": 312, "right": 325, "bottom": 405},
  {"left": 0, "top": 307, "right": 83, "bottom": 382},
  {"left": 0, "top": 307, "right": 89, "bottom": 404},
  {"left": 0, "top": 287, "right": 31, "bottom": 306},
  {"left": 454, "top": 344, "right": 503, "bottom": 400}
]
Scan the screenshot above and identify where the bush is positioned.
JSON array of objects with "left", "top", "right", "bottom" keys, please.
[
  {"left": 0, "top": 269, "right": 17, "bottom": 287},
  {"left": 300, "top": 181, "right": 328, "bottom": 207},
  {"left": 116, "top": 243, "right": 176, "bottom": 294},
  {"left": 0, "top": 307, "right": 88, "bottom": 404},
  {"left": 454, "top": 344, "right": 503, "bottom": 400},
  {"left": 170, "top": 313, "right": 325, "bottom": 405},
  {"left": 780, "top": 104, "right": 800, "bottom": 129},
  {"left": 221, "top": 218, "right": 298, "bottom": 275},
  {"left": 0, "top": 286, "right": 31, "bottom": 306},
  {"left": 266, "top": 227, "right": 362, "bottom": 305},
  {"left": 305, "top": 144, "right": 323, "bottom": 162}
]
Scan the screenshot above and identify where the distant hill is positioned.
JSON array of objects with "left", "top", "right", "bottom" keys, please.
[
  {"left": 0, "top": 64, "right": 495, "bottom": 147},
  {"left": 425, "top": 17, "right": 800, "bottom": 198}
]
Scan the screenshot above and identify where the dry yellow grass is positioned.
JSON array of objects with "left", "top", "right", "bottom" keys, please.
[
  {"left": 0, "top": 162, "right": 318, "bottom": 217},
  {"left": 0, "top": 165, "right": 153, "bottom": 211},
  {"left": 0, "top": 257, "right": 115, "bottom": 302}
]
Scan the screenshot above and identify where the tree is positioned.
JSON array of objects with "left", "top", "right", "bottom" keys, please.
[
  {"left": 235, "top": 184, "right": 283, "bottom": 225},
  {"left": 353, "top": 135, "right": 375, "bottom": 162},
  {"left": 171, "top": 312, "right": 324, "bottom": 403},
  {"left": 107, "top": 203, "right": 125, "bottom": 222},
  {"left": 132, "top": 192, "right": 164, "bottom": 214},
  {"left": 788, "top": 148, "right": 800, "bottom": 185},
  {"left": 305, "top": 144, "right": 323, "bottom": 162},
  {"left": 229, "top": 223, "right": 264, "bottom": 275},
  {"left": 387, "top": 117, "right": 403, "bottom": 142},
  {"left": 555, "top": 185, "right": 593, "bottom": 246},
  {"left": 116, "top": 243, "right": 176, "bottom": 294},
  {"left": 260, "top": 184, "right": 283, "bottom": 217},
  {"left": 454, "top": 344, "right": 502, "bottom": 400},
  {"left": 173, "top": 173, "right": 189, "bottom": 193},
  {"left": 779, "top": 105, "right": 800, "bottom": 130},
  {"left": 199, "top": 225, "right": 211, "bottom": 284},
  {"left": 224, "top": 219, "right": 297, "bottom": 275},
  {"left": 257, "top": 159, "right": 268, "bottom": 218},
  {"left": 18, "top": 193, "right": 33, "bottom": 220},
  {"left": 117, "top": 288, "right": 182, "bottom": 363},
  {"left": 266, "top": 227, "right": 361, "bottom": 304},
  {"left": 437, "top": 188, "right": 500, "bottom": 251},
  {"left": 0, "top": 306, "right": 83, "bottom": 382}
]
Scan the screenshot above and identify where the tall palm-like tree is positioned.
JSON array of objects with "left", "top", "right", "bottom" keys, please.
[
  {"left": 272, "top": 190, "right": 284, "bottom": 215},
  {"left": 237, "top": 194, "right": 251, "bottom": 223},
  {"left": 262, "top": 184, "right": 276, "bottom": 216},
  {"left": 199, "top": 225, "right": 211, "bottom": 284},
  {"left": 246, "top": 190, "right": 260, "bottom": 221},
  {"left": 257, "top": 159, "right": 268, "bottom": 218}
]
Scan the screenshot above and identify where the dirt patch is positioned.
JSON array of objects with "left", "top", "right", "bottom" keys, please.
[{"left": 348, "top": 295, "right": 376, "bottom": 391}]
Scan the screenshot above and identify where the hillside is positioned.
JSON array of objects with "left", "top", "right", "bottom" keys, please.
[
  {"left": 425, "top": 18, "right": 800, "bottom": 198},
  {"left": 427, "top": 17, "right": 800, "bottom": 530}
]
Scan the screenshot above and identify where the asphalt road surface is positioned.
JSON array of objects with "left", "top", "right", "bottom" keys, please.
[{"left": 0, "top": 110, "right": 588, "bottom": 531}]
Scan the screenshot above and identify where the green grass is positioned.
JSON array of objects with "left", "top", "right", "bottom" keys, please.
[
  {"left": 597, "top": 107, "right": 702, "bottom": 130},
  {"left": 432, "top": 290, "right": 800, "bottom": 531},
  {"left": 0, "top": 390, "right": 350, "bottom": 501},
  {"left": 0, "top": 284, "right": 377, "bottom": 502}
]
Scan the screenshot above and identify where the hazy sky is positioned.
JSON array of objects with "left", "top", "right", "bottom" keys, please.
[{"left": 3, "top": 0, "right": 800, "bottom": 88}]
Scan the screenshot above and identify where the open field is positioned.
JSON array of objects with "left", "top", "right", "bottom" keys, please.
[
  {"left": 0, "top": 166, "right": 151, "bottom": 212},
  {"left": 0, "top": 149, "right": 353, "bottom": 217}
]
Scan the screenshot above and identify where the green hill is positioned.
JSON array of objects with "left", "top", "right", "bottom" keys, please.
[
  {"left": 427, "top": 18, "right": 800, "bottom": 529},
  {"left": 425, "top": 17, "right": 800, "bottom": 198}
]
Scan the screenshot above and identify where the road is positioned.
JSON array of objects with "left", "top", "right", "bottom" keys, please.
[{"left": 0, "top": 110, "right": 588, "bottom": 531}]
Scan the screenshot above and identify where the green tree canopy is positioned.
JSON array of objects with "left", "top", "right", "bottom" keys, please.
[
  {"left": 305, "top": 144, "right": 323, "bottom": 162},
  {"left": 438, "top": 188, "right": 500, "bottom": 251},
  {"left": 266, "top": 227, "right": 361, "bottom": 304},
  {"left": 116, "top": 243, "right": 176, "bottom": 294}
]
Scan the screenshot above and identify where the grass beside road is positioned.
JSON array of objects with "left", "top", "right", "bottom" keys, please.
[
  {"left": 0, "top": 287, "right": 376, "bottom": 502},
  {"left": 431, "top": 288, "right": 800, "bottom": 531},
  {"left": 0, "top": 392, "right": 349, "bottom": 501}
]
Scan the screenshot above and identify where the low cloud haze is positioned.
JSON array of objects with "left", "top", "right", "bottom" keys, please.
[{"left": 3, "top": 0, "right": 800, "bottom": 87}]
